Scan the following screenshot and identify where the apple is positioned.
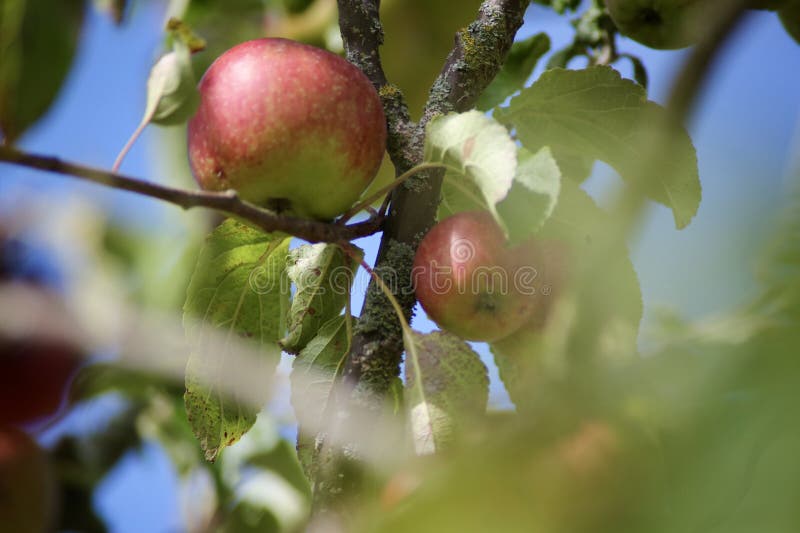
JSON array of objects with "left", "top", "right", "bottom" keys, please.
[
  {"left": 0, "top": 427, "right": 58, "bottom": 532},
  {"left": 413, "top": 212, "right": 553, "bottom": 342},
  {"left": 187, "top": 38, "right": 387, "bottom": 220},
  {"left": 0, "top": 335, "right": 81, "bottom": 427},
  {"left": 605, "top": 0, "right": 712, "bottom": 50}
]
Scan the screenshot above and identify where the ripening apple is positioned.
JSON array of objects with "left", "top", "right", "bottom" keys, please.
[
  {"left": 187, "top": 38, "right": 387, "bottom": 220},
  {"left": 413, "top": 212, "right": 545, "bottom": 342},
  {"left": 0, "top": 335, "right": 81, "bottom": 427},
  {"left": 605, "top": 0, "right": 712, "bottom": 50},
  {"left": 0, "top": 427, "right": 58, "bottom": 532}
]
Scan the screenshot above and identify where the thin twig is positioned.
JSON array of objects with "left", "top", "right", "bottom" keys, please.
[
  {"left": 338, "top": 162, "right": 448, "bottom": 223},
  {"left": 0, "top": 145, "right": 383, "bottom": 244}
]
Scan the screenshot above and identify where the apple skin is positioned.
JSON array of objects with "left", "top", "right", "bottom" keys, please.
[
  {"left": 0, "top": 337, "right": 81, "bottom": 427},
  {"left": 605, "top": 0, "right": 711, "bottom": 50},
  {"left": 188, "top": 38, "right": 387, "bottom": 220},
  {"left": 0, "top": 427, "right": 57, "bottom": 532},
  {"left": 412, "top": 212, "right": 540, "bottom": 342}
]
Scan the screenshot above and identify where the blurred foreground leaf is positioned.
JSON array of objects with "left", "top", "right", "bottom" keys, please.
[{"left": 184, "top": 220, "right": 290, "bottom": 461}]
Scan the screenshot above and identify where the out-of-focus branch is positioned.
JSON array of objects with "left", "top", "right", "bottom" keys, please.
[{"left": 0, "top": 145, "right": 384, "bottom": 244}]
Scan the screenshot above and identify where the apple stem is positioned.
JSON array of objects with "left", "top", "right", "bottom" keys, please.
[
  {"left": 338, "top": 162, "right": 450, "bottom": 223},
  {"left": 340, "top": 244, "right": 411, "bottom": 333},
  {"left": 112, "top": 118, "right": 149, "bottom": 173}
]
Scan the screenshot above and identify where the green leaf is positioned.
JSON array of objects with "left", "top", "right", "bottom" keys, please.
[
  {"left": 552, "top": 146, "right": 594, "bottom": 184},
  {"left": 0, "top": 0, "right": 84, "bottom": 143},
  {"left": 425, "top": 110, "right": 517, "bottom": 226},
  {"left": 248, "top": 439, "right": 312, "bottom": 500},
  {"left": 492, "top": 178, "right": 643, "bottom": 410},
  {"left": 497, "top": 66, "right": 700, "bottom": 229},
  {"left": 280, "top": 244, "right": 357, "bottom": 354},
  {"left": 405, "top": 331, "right": 489, "bottom": 455},
  {"left": 290, "top": 315, "right": 351, "bottom": 476},
  {"left": 68, "top": 362, "right": 180, "bottom": 403},
  {"left": 497, "top": 146, "right": 561, "bottom": 245},
  {"left": 779, "top": 2, "right": 800, "bottom": 44},
  {"left": 183, "top": 219, "right": 290, "bottom": 462},
  {"left": 477, "top": 33, "right": 550, "bottom": 111},
  {"left": 619, "top": 53, "right": 649, "bottom": 89},
  {"left": 541, "top": 178, "right": 643, "bottom": 337},
  {"left": 545, "top": 44, "right": 582, "bottom": 70}
]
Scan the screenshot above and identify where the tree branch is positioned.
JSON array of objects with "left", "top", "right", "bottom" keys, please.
[
  {"left": 336, "top": 0, "right": 418, "bottom": 172},
  {"left": 0, "top": 145, "right": 383, "bottom": 244},
  {"left": 313, "top": 0, "right": 530, "bottom": 515},
  {"left": 342, "top": 0, "right": 530, "bottom": 407}
]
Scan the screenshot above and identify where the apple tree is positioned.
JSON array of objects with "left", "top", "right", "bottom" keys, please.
[{"left": 1, "top": 0, "right": 800, "bottom": 531}]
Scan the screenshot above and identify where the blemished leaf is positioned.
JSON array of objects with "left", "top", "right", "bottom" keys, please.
[
  {"left": 477, "top": 33, "right": 550, "bottom": 111},
  {"left": 425, "top": 111, "right": 517, "bottom": 226},
  {"left": 0, "top": 0, "right": 84, "bottom": 143},
  {"left": 405, "top": 331, "right": 489, "bottom": 455},
  {"left": 183, "top": 219, "right": 290, "bottom": 462},
  {"left": 280, "top": 244, "right": 357, "bottom": 354},
  {"left": 498, "top": 146, "right": 561, "bottom": 245},
  {"left": 291, "top": 315, "right": 351, "bottom": 476},
  {"left": 497, "top": 66, "right": 700, "bottom": 229}
]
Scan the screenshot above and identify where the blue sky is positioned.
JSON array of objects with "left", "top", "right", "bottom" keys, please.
[{"left": 2, "top": 2, "right": 799, "bottom": 531}]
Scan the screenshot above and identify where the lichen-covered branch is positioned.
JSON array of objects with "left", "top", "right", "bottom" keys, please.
[
  {"left": 340, "top": 0, "right": 531, "bottom": 405},
  {"left": 313, "top": 0, "right": 530, "bottom": 515},
  {"left": 336, "top": 0, "right": 418, "bottom": 172},
  {"left": 0, "top": 146, "right": 383, "bottom": 244},
  {"left": 421, "top": 0, "right": 531, "bottom": 126}
]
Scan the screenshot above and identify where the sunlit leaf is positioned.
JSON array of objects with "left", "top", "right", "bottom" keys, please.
[
  {"left": 0, "top": 0, "right": 84, "bottom": 143},
  {"left": 425, "top": 110, "right": 517, "bottom": 226}
]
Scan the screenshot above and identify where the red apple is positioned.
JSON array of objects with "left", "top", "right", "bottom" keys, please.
[
  {"left": 0, "top": 427, "right": 58, "bottom": 532},
  {"left": 0, "top": 336, "right": 81, "bottom": 427},
  {"left": 413, "top": 212, "right": 542, "bottom": 342},
  {"left": 187, "top": 38, "right": 387, "bottom": 220}
]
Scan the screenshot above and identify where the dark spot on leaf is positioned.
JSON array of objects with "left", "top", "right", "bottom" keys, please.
[{"left": 308, "top": 307, "right": 316, "bottom": 316}]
